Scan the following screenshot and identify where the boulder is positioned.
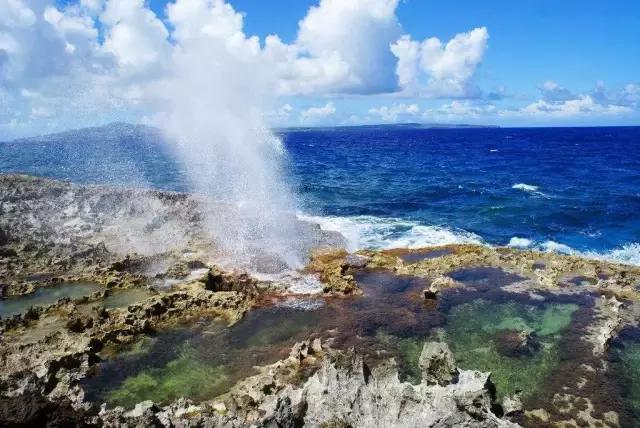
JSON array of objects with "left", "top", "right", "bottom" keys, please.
[
  {"left": 423, "top": 276, "right": 457, "bottom": 299},
  {"left": 502, "top": 391, "right": 523, "bottom": 416},
  {"left": 418, "top": 341, "right": 459, "bottom": 386},
  {"left": 66, "top": 315, "right": 94, "bottom": 333},
  {"left": 343, "top": 254, "right": 370, "bottom": 269}
]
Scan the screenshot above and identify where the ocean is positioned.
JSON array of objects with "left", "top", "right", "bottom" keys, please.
[{"left": 1, "top": 124, "right": 639, "bottom": 265}]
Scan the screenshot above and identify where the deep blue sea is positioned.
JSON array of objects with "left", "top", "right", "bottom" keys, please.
[{"left": 1, "top": 124, "right": 639, "bottom": 264}]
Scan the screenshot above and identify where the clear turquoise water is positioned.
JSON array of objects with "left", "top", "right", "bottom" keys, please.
[{"left": 0, "top": 282, "right": 101, "bottom": 318}]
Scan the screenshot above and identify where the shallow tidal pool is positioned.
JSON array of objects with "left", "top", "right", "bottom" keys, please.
[
  {"left": 0, "top": 282, "right": 102, "bottom": 318},
  {"left": 82, "top": 266, "right": 632, "bottom": 424}
]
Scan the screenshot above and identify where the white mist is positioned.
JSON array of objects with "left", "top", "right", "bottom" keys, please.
[{"left": 157, "top": 9, "right": 305, "bottom": 272}]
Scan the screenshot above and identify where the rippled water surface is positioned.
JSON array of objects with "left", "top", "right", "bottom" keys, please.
[
  {"left": 1, "top": 125, "right": 639, "bottom": 262},
  {"left": 0, "top": 282, "right": 101, "bottom": 318}
]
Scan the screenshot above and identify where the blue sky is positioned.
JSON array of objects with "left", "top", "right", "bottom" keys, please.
[
  {"left": 232, "top": 0, "right": 640, "bottom": 88},
  {"left": 1, "top": 0, "right": 639, "bottom": 138}
]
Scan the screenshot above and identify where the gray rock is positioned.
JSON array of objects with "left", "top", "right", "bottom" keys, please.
[
  {"left": 502, "top": 392, "right": 523, "bottom": 416},
  {"left": 418, "top": 341, "right": 459, "bottom": 386},
  {"left": 300, "top": 355, "right": 513, "bottom": 427},
  {"left": 343, "top": 254, "right": 370, "bottom": 269},
  {"left": 125, "top": 400, "right": 156, "bottom": 418}
]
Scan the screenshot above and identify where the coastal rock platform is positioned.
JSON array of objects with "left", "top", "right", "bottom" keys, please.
[{"left": 2, "top": 175, "right": 640, "bottom": 427}]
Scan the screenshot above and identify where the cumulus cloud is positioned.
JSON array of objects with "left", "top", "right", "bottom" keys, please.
[
  {"left": 391, "top": 27, "right": 489, "bottom": 98},
  {"left": 101, "top": 0, "right": 171, "bottom": 77},
  {"left": 0, "top": 0, "right": 634, "bottom": 137},
  {"left": 262, "top": 0, "right": 404, "bottom": 96},
  {"left": 511, "top": 95, "right": 632, "bottom": 118},
  {"left": 539, "top": 81, "right": 575, "bottom": 102},
  {"left": 419, "top": 86, "right": 635, "bottom": 124},
  {"left": 422, "top": 101, "right": 496, "bottom": 122},
  {"left": 264, "top": 103, "right": 294, "bottom": 124},
  {"left": 300, "top": 102, "right": 336, "bottom": 122},
  {"left": 294, "top": 0, "right": 402, "bottom": 94},
  {"left": 368, "top": 103, "right": 419, "bottom": 122}
]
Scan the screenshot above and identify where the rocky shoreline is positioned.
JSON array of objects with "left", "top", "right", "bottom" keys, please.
[{"left": 2, "top": 174, "right": 640, "bottom": 427}]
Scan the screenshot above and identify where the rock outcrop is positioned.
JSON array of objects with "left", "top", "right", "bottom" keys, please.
[
  {"left": 94, "top": 342, "right": 514, "bottom": 428},
  {"left": 418, "top": 341, "right": 459, "bottom": 386}
]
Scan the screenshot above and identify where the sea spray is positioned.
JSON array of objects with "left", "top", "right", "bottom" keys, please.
[{"left": 156, "top": 13, "right": 306, "bottom": 271}]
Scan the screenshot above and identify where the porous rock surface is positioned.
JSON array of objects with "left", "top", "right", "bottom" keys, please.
[{"left": 95, "top": 341, "right": 514, "bottom": 428}]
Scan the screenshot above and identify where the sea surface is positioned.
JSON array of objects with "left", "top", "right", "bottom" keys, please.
[{"left": 1, "top": 124, "right": 639, "bottom": 265}]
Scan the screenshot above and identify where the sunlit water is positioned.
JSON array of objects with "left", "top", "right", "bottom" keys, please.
[{"left": 2, "top": 124, "right": 639, "bottom": 264}]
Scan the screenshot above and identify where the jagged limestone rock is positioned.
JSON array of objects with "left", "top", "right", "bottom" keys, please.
[{"left": 418, "top": 341, "right": 459, "bottom": 386}]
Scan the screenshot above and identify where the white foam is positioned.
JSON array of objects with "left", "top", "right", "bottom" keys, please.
[
  {"left": 586, "top": 243, "right": 640, "bottom": 266},
  {"left": 254, "top": 270, "right": 324, "bottom": 294},
  {"left": 508, "top": 237, "right": 533, "bottom": 248},
  {"left": 537, "top": 240, "right": 640, "bottom": 266},
  {"left": 512, "top": 183, "right": 550, "bottom": 198},
  {"left": 540, "top": 240, "right": 574, "bottom": 254},
  {"left": 301, "top": 214, "right": 640, "bottom": 267},
  {"left": 275, "top": 297, "right": 324, "bottom": 311},
  {"left": 512, "top": 183, "right": 539, "bottom": 192},
  {"left": 298, "top": 214, "right": 482, "bottom": 252}
]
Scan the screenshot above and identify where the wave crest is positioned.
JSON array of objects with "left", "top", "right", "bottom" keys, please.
[{"left": 298, "top": 214, "right": 482, "bottom": 252}]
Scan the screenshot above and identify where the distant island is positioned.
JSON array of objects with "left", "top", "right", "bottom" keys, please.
[{"left": 2, "top": 122, "right": 499, "bottom": 144}]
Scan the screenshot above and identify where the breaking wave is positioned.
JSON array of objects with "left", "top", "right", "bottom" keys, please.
[
  {"left": 299, "top": 213, "right": 640, "bottom": 267},
  {"left": 506, "top": 236, "right": 640, "bottom": 266},
  {"left": 298, "top": 214, "right": 483, "bottom": 252}
]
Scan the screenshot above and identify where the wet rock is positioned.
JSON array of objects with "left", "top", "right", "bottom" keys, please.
[
  {"left": 423, "top": 275, "right": 457, "bottom": 299},
  {"left": 0, "top": 395, "right": 87, "bottom": 428},
  {"left": 418, "top": 341, "right": 459, "bottom": 386},
  {"left": 66, "top": 315, "right": 94, "bottom": 333},
  {"left": 250, "top": 251, "right": 290, "bottom": 274},
  {"left": 343, "top": 254, "right": 370, "bottom": 269},
  {"left": 494, "top": 330, "right": 540, "bottom": 358},
  {"left": 92, "top": 343, "right": 512, "bottom": 427},
  {"left": 206, "top": 267, "right": 258, "bottom": 295},
  {"left": 307, "top": 248, "right": 362, "bottom": 296}
]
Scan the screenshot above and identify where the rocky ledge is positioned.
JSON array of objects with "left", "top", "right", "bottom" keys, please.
[
  {"left": 2, "top": 174, "right": 640, "bottom": 427},
  {"left": 94, "top": 340, "right": 513, "bottom": 428}
]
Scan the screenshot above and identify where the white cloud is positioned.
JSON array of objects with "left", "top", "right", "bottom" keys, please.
[
  {"left": 0, "top": 0, "right": 36, "bottom": 28},
  {"left": 0, "top": 0, "right": 636, "bottom": 138},
  {"left": 420, "top": 91, "right": 634, "bottom": 124},
  {"left": 80, "top": 0, "right": 104, "bottom": 13},
  {"left": 511, "top": 95, "right": 632, "bottom": 118},
  {"left": 264, "top": 103, "right": 294, "bottom": 124},
  {"left": 539, "top": 80, "right": 575, "bottom": 101},
  {"left": 391, "top": 27, "right": 489, "bottom": 97},
  {"left": 422, "top": 100, "right": 496, "bottom": 122},
  {"left": 619, "top": 84, "right": 640, "bottom": 106},
  {"left": 101, "top": 0, "right": 171, "bottom": 76},
  {"left": 592, "top": 82, "right": 640, "bottom": 108},
  {"left": 300, "top": 102, "right": 336, "bottom": 122},
  {"left": 368, "top": 103, "right": 419, "bottom": 121},
  {"left": 294, "top": 0, "right": 402, "bottom": 94}
]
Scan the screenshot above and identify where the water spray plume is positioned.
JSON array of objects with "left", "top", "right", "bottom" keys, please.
[{"left": 158, "top": 29, "right": 304, "bottom": 271}]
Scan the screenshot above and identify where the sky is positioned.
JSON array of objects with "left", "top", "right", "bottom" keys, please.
[{"left": 1, "top": 0, "right": 639, "bottom": 139}]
